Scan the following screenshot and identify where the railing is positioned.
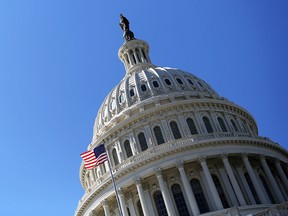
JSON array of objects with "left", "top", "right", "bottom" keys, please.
[
  {"left": 254, "top": 202, "right": 288, "bottom": 216},
  {"left": 76, "top": 132, "right": 282, "bottom": 214}
]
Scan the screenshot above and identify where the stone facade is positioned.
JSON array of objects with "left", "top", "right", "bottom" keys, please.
[{"left": 75, "top": 31, "right": 288, "bottom": 216}]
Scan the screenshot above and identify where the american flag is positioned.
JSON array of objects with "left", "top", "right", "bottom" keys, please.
[{"left": 80, "top": 144, "right": 108, "bottom": 169}]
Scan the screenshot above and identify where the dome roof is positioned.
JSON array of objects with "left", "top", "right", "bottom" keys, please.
[{"left": 93, "top": 64, "right": 221, "bottom": 138}]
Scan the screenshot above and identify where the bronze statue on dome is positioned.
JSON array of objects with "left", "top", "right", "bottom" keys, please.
[{"left": 119, "top": 14, "right": 135, "bottom": 42}]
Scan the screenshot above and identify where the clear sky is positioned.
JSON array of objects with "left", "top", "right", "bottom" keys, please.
[{"left": 0, "top": 1, "right": 287, "bottom": 215}]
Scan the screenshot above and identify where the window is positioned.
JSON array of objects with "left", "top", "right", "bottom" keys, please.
[
  {"left": 212, "top": 174, "right": 229, "bottom": 208},
  {"left": 186, "top": 118, "right": 198, "bottom": 135},
  {"left": 135, "top": 49, "right": 140, "bottom": 63},
  {"left": 153, "top": 191, "right": 168, "bottom": 216},
  {"left": 171, "top": 184, "right": 189, "bottom": 216},
  {"left": 190, "top": 179, "right": 209, "bottom": 213},
  {"left": 112, "top": 148, "right": 119, "bottom": 166},
  {"left": 137, "top": 200, "right": 144, "bottom": 216},
  {"left": 138, "top": 132, "right": 148, "bottom": 151},
  {"left": 231, "top": 119, "right": 238, "bottom": 132},
  {"left": 154, "top": 126, "right": 165, "bottom": 145},
  {"left": 197, "top": 81, "right": 203, "bottom": 87},
  {"left": 203, "top": 116, "right": 213, "bottom": 133},
  {"left": 130, "top": 50, "right": 136, "bottom": 64},
  {"left": 124, "top": 140, "right": 133, "bottom": 158},
  {"left": 141, "top": 49, "right": 147, "bottom": 61},
  {"left": 187, "top": 79, "right": 194, "bottom": 86},
  {"left": 242, "top": 122, "right": 248, "bottom": 133},
  {"left": 141, "top": 84, "right": 147, "bottom": 92},
  {"left": 170, "top": 121, "right": 182, "bottom": 139},
  {"left": 153, "top": 80, "right": 159, "bottom": 88},
  {"left": 217, "top": 117, "right": 228, "bottom": 132},
  {"left": 164, "top": 78, "right": 172, "bottom": 86},
  {"left": 176, "top": 78, "right": 184, "bottom": 85},
  {"left": 130, "top": 88, "right": 135, "bottom": 97},
  {"left": 119, "top": 92, "right": 125, "bottom": 103},
  {"left": 244, "top": 173, "right": 260, "bottom": 204}
]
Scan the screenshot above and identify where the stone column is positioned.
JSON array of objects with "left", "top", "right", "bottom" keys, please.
[
  {"left": 101, "top": 199, "right": 110, "bottom": 216},
  {"left": 177, "top": 116, "right": 190, "bottom": 137},
  {"left": 155, "top": 168, "right": 176, "bottom": 216},
  {"left": 161, "top": 119, "right": 173, "bottom": 141},
  {"left": 134, "top": 177, "right": 150, "bottom": 216},
  {"left": 222, "top": 154, "right": 246, "bottom": 206},
  {"left": 115, "top": 140, "right": 124, "bottom": 163},
  {"left": 144, "top": 125, "right": 154, "bottom": 147},
  {"left": 128, "top": 133, "right": 139, "bottom": 155},
  {"left": 260, "top": 156, "right": 285, "bottom": 203},
  {"left": 177, "top": 161, "right": 200, "bottom": 215},
  {"left": 236, "top": 167, "right": 256, "bottom": 205},
  {"left": 126, "top": 193, "right": 137, "bottom": 216},
  {"left": 242, "top": 154, "right": 269, "bottom": 204},
  {"left": 199, "top": 157, "right": 223, "bottom": 210},
  {"left": 118, "top": 188, "right": 128, "bottom": 216},
  {"left": 275, "top": 159, "right": 288, "bottom": 193}
]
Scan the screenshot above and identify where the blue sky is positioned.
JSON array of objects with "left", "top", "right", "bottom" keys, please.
[{"left": 0, "top": 1, "right": 287, "bottom": 215}]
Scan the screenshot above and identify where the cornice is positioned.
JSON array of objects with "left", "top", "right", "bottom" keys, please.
[
  {"left": 93, "top": 98, "right": 257, "bottom": 147},
  {"left": 76, "top": 134, "right": 287, "bottom": 216}
]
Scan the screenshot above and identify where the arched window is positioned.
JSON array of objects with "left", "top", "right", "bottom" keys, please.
[
  {"left": 135, "top": 49, "right": 140, "bottom": 63},
  {"left": 153, "top": 191, "right": 168, "bottom": 216},
  {"left": 171, "top": 184, "right": 189, "bottom": 216},
  {"left": 170, "top": 121, "right": 182, "bottom": 139},
  {"left": 212, "top": 174, "right": 229, "bottom": 208},
  {"left": 197, "top": 81, "right": 203, "bottom": 87},
  {"left": 176, "top": 78, "right": 184, "bottom": 85},
  {"left": 187, "top": 78, "right": 194, "bottom": 86},
  {"left": 137, "top": 200, "right": 144, "bottom": 216},
  {"left": 217, "top": 117, "right": 228, "bottom": 132},
  {"left": 259, "top": 174, "right": 275, "bottom": 204},
  {"left": 186, "top": 118, "right": 198, "bottom": 135},
  {"left": 141, "top": 49, "right": 147, "bottom": 62},
  {"left": 190, "top": 179, "right": 209, "bottom": 213},
  {"left": 244, "top": 173, "right": 260, "bottom": 204},
  {"left": 138, "top": 132, "right": 148, "bottom": 151},
  {"left": 124, "top": 140, "right": 133, "bottom": 158},
  {"left": 231, "top": 119, "right": 238, "bottom": 132},
  {"left": 141, "top": 84, "right": 147, "bottom": 92},
  {"left": 130, "top": 88, "right": 135, "bottom": 97},
  {"left": 154, "top": 126, "right": 165, "bottom": 145},
  {"left": 130, "top": 50, "right": 136, "bottom": 64},
  {"left": 112, "top": 148, "right": 119, "bottom": 166},
  {"left": 242, "top": 121, "right": 248, "bottom": 133},
  {"left": 153, "top": 80, "right": 159, "bottom": 88},
  {"left": 164, "top": 78, "right": 172, "bottom": 86},
  {"left": 203, "top": 116, "right": 213, "bottom": 133}
]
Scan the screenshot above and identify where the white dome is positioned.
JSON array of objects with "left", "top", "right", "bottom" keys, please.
[
  {"left": 93, "top": 40, "right": 223, "bottom": 140},
  {"left": 76, "top": 19, "right": 288, "bottom": 216}
]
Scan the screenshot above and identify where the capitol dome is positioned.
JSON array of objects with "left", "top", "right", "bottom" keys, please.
[{"left": 76, "top": 15, "right": 288, "bottom": 216}]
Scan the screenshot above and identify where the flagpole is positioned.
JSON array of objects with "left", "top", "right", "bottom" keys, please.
[{"left": 105, "top": 146, "right": 124, "bottom": 216}]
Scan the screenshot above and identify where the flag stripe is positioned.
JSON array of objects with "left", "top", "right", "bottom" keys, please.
[{"left": 80, "top": 144, "right": 108, "bottom": 169}]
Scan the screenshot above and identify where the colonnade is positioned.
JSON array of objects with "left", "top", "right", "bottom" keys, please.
[{"left": 92, "top": 154, "right": 288, "bottom": 216}]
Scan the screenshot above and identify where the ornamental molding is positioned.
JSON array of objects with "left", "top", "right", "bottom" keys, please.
[
  {"left": 93, "top": 99, "right": 257, "bottom": 147},
  {"left": 77, "top": 136, "right": 288, "bottom": 216}
]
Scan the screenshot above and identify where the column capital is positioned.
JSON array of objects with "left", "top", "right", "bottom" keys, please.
[
  {"left": 125, "top": 192, "right": 133, "bottom": 200},
  {"left": 198, "top": 156, "right": 206, "bottom": 164},
  {"left": 118, "top": 188, "right": 124, "bottom": 196},
  {"left": 101, "top": 199, "right": 109, "bottom": 206},
  {"left": 154, "top": 168, "right": 163, "bottom": 176},
  {"left": 134, "top": 177, "right": 142, "bottom": 185},
  {"left": 241, "top": 153, "right": 248, "bottom": 159},
  {"left": 259, "top": 154, "right": 266, "bottom": 160},
  {"left": 221, "top": 153, "right": 228, "bottom": 160}
]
